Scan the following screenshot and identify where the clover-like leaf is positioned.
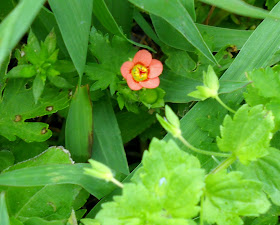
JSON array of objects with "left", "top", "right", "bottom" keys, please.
[
  {"left": 203, "top": 171, "right": 270, "bottom": 225},
  {"left": 217, "top": 104, "right": 274, "bottom": 164},
  {"left": 0, "top": 79, "right": 69, "bottom": 142}
]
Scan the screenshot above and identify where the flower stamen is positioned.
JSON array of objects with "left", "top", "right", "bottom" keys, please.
[{"left": 131, "top": 64, "right": 148, "bottom": 82}]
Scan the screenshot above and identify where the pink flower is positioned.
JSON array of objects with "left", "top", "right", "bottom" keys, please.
[{"left": 120, "top": 50, "right": 163, "bottom": 91}]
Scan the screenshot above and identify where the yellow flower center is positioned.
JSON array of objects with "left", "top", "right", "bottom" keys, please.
[{"left": 131, "top": 64, "right": 148, "bottom": 82}]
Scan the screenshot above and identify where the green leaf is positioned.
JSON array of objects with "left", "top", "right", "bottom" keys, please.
[
  {"left": 237, "top": 148, "right": 280, "bottom": 206},
  {"left": 188, "top": 65, "right": 219, "bottom": 101},
  {"left": 48, "top": 0, "right": 92, "bottom": 78},
  {"left": 165, "top": 105, "right": 180, "bottom": 129},
  {"left": 116, "top": 110, "right": 156, "bottom": 144},
  {"left": 152, "top": 15, "right": 253, "bottom": 52},
  {"left": 65, "top": 85, "right": 93, "bottom": 162},
  {"left": 6, "top": 65, "right": 37, "bottom": 78},
  {"left": 0, "top": 79, "right": 69, "bottom": 142},
  {"left": 204, "top": 171, "right": 270, "bottom": 225},
  {"left": 0, "top": 150, "right": 14, "bottom": 172},
  {"left": 92, "top": 0, "right": 154, "bottom": 52},
  {"left": 86, "top": 29, "right": 136, "bottom": 92},
  {"left": 92, "top": 96, "right": 129, "bottom": 175},
  {"left": 33, "top": 74, "right": 46, "bottom": 104},
  {"left": 48, "top": 75, "right": 73, "bottom": 89},
  {"left": 129, "top": 0, "right": 217, "bottom": 64},
  {"left": 44, "top": 29, "right": 56, "bottom": 55},
  {"left": 199, "top": 0, "right": 280, "bottom": 19},
  {"left": 23, "top": 217, "right": 65, "bottom": 225},
  {"left": 180, "top": 0, "right": 196, "bottom": 21},
  {"left": 0, "top": 146, "right": 82, "bottom": 222},
  {"left": 0, "top": 192, "right": 9, "bottom": 225},
  {"left": 133, "top": 139, "right": 205, "bottom": 219},
  {"left": 0, "top": 0, "right": 45, "bottom": 64},
  {"left": 217, "top": 105, "right": 274, "bottom": 164}
]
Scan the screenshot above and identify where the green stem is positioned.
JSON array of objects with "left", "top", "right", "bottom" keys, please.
[
  {"left": 210, "top": 155, "right": 237, "bottom": 174},
  {"left": 215, "top": 95, "right": 236, "bottom": 113},
  {"left": 200, "top": 193, "right": 205, "bottom": 225},
  {"left": 177, "top": 135, "right": 231, "bottom": 158},
  {"left": 111, "top": 177, "right": 124, "bottom": 189}
]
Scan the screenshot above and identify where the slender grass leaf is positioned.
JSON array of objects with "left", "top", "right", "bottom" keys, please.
[
  {"left": 32, "top": 7, "right": 69, "bottom": 58},
  {"left": 199, "top": 0, "right": 280, "bottom": 19},
  {"left": 163, "top": 2, "right": 280, "bottom": 170},
  {"left": 65, "top": 85, "right": 93, "bottom": 163},
  {"left": 92, "top": 0, "right": 154, "bottom": 52},
  {"left": 0, "top": 192, "right": 9, "bottom": 225},
  {"left": 152, "top": 15, "right": 253, "bottom": 52},
  {"left": 103, "top": 0, "right": 133, "bottom": 37},
  {"left": 0, "top": 163, "right": 124, "bottom": 200},
  {"left": 129, "top": 0, "right": 217, "bottom": 64},
  {"left": 92, "top": 96, "right": 129, "bottom": 175},
  {"left": 180, "top": 0, "right": 196, "bottom": 21},
  {"left": 49, "top": 0, "right": 92, "bottom": 78},
  {"left": 116, "top": 110, "right": 156, "bottom": 144},
  {"left": 0, "top": 0, "right": 45, "bottom": 64},
  {"left": 0, "top": 150, "right": 14, "bottom": 172}
]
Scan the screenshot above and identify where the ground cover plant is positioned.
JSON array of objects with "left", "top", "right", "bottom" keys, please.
[{"left": 1, "top": 0, "right": 280, "bottom": 224}]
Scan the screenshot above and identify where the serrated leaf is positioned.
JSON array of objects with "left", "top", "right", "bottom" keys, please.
[
  {"left": 204, "top": 171, "right": 271, "bottom": 225},
  {"left": 0, "top": 79, "right": 69, "bottom": 142},
  {"left": 217, "top": 105, "right": 274, "bottom": 164},
  {"left": 237, "top": 147, "right": 280, "bottom": 206},
  {"left": 132, "top": 139, "right": 205, "bottom": 219}
]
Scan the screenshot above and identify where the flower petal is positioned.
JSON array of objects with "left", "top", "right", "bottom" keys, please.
[
  {"left": 126, "top": 74, "right": 142, "bottom": 90},
  {"left": 139, "top": 77, "right": 160, "bottom": 89},
  {"left": 148, "top": 59, "right": 163, "bottom": 78},
  {"left": 133, "top": 50, "right": 152, "bottom": 67},
  {"left": 120, "top": 61, "right": 134, "bottom": 79}
]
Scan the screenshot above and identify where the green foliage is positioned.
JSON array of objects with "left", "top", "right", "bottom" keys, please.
[
  {"left": 204, "top": 171, "right": 270, "bottom": 225},
  {"left": 217, "top": 104, "right": 274, "bottom": 164},
  {"left": 0, "top": 79, "right": 69, "bottom": 142}
]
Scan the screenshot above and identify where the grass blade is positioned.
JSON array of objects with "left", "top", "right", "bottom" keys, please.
[
  {"left": 65, "top": 85, "right": 93, "bottom": 163},
  {"left": 0, "top": 192, "right": 9, "bottom": 225},
  {"left": 129, "top": 0, "right": 217, "bottom": 64},
  {"left": 199, "top": 0, "right": 280, "bottom": 19},
  {"left": 0, "top": 0, "right": 45, "bottom": 64},
  {"left": 49, "top": 0, "right": 92, "bottom": 79},
  {"left": 92, "top": 96, "right": 129, "bottom": 175},
  {"left": 0, "top": 164, "right": 124, "bottom": 199}
]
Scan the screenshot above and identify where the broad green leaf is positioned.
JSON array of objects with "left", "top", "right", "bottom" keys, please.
[
  {"left": 65, "top": 85, "right": 93, "bottom": 163},
  {"left": 48, "top": 0, "right": 92, "bottom": 78},
  {"left": 92, "top": 0, "right": 153, "bottom": 52},
  {"left": 199, "top": 0, "right": 280, "bottom": 19},
  {"left": 237, "top": 148, "right": 280, "bottom": 206},
  {"left": 23, "top": 217, "right": 65, "bottom": 225},
  {"left": 0, "top": 0, "right": 45, "bottom": 64},
  {"left": 0, "top": 79, "right": 69, "bottom": 142},
  {"left": 129, "top": 0, "right": 217, "bottom": 64},
  {"left": 116, "top": 110, "right": 156, "bottom": 144},
  {"left": 204, "top": 171, "right": 270, "bottom": 225},
  {"left": 0, "top": 147, "right": 81, "bottom": 222},
  {"left": 0, "top": 150, "right": 14, "bottom": 172},
  {"left": 92, "top": 96, "right": 129, "bottom": 175},
  {"left": 132, "top": 139, "right": 205, "bottom": 219},
  {"left": 151, "top": 15, "right": 253, "bottom": 52},
  {"left": 217, "top": 105, "right": 274, "bottom": 164},
  {"left": 0, "top": 192, "right": 9, "bottom": 225}
]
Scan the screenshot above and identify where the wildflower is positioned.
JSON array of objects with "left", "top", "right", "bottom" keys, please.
[{"left": 121, "top": 50, "right": 163, "bottom": 91}]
